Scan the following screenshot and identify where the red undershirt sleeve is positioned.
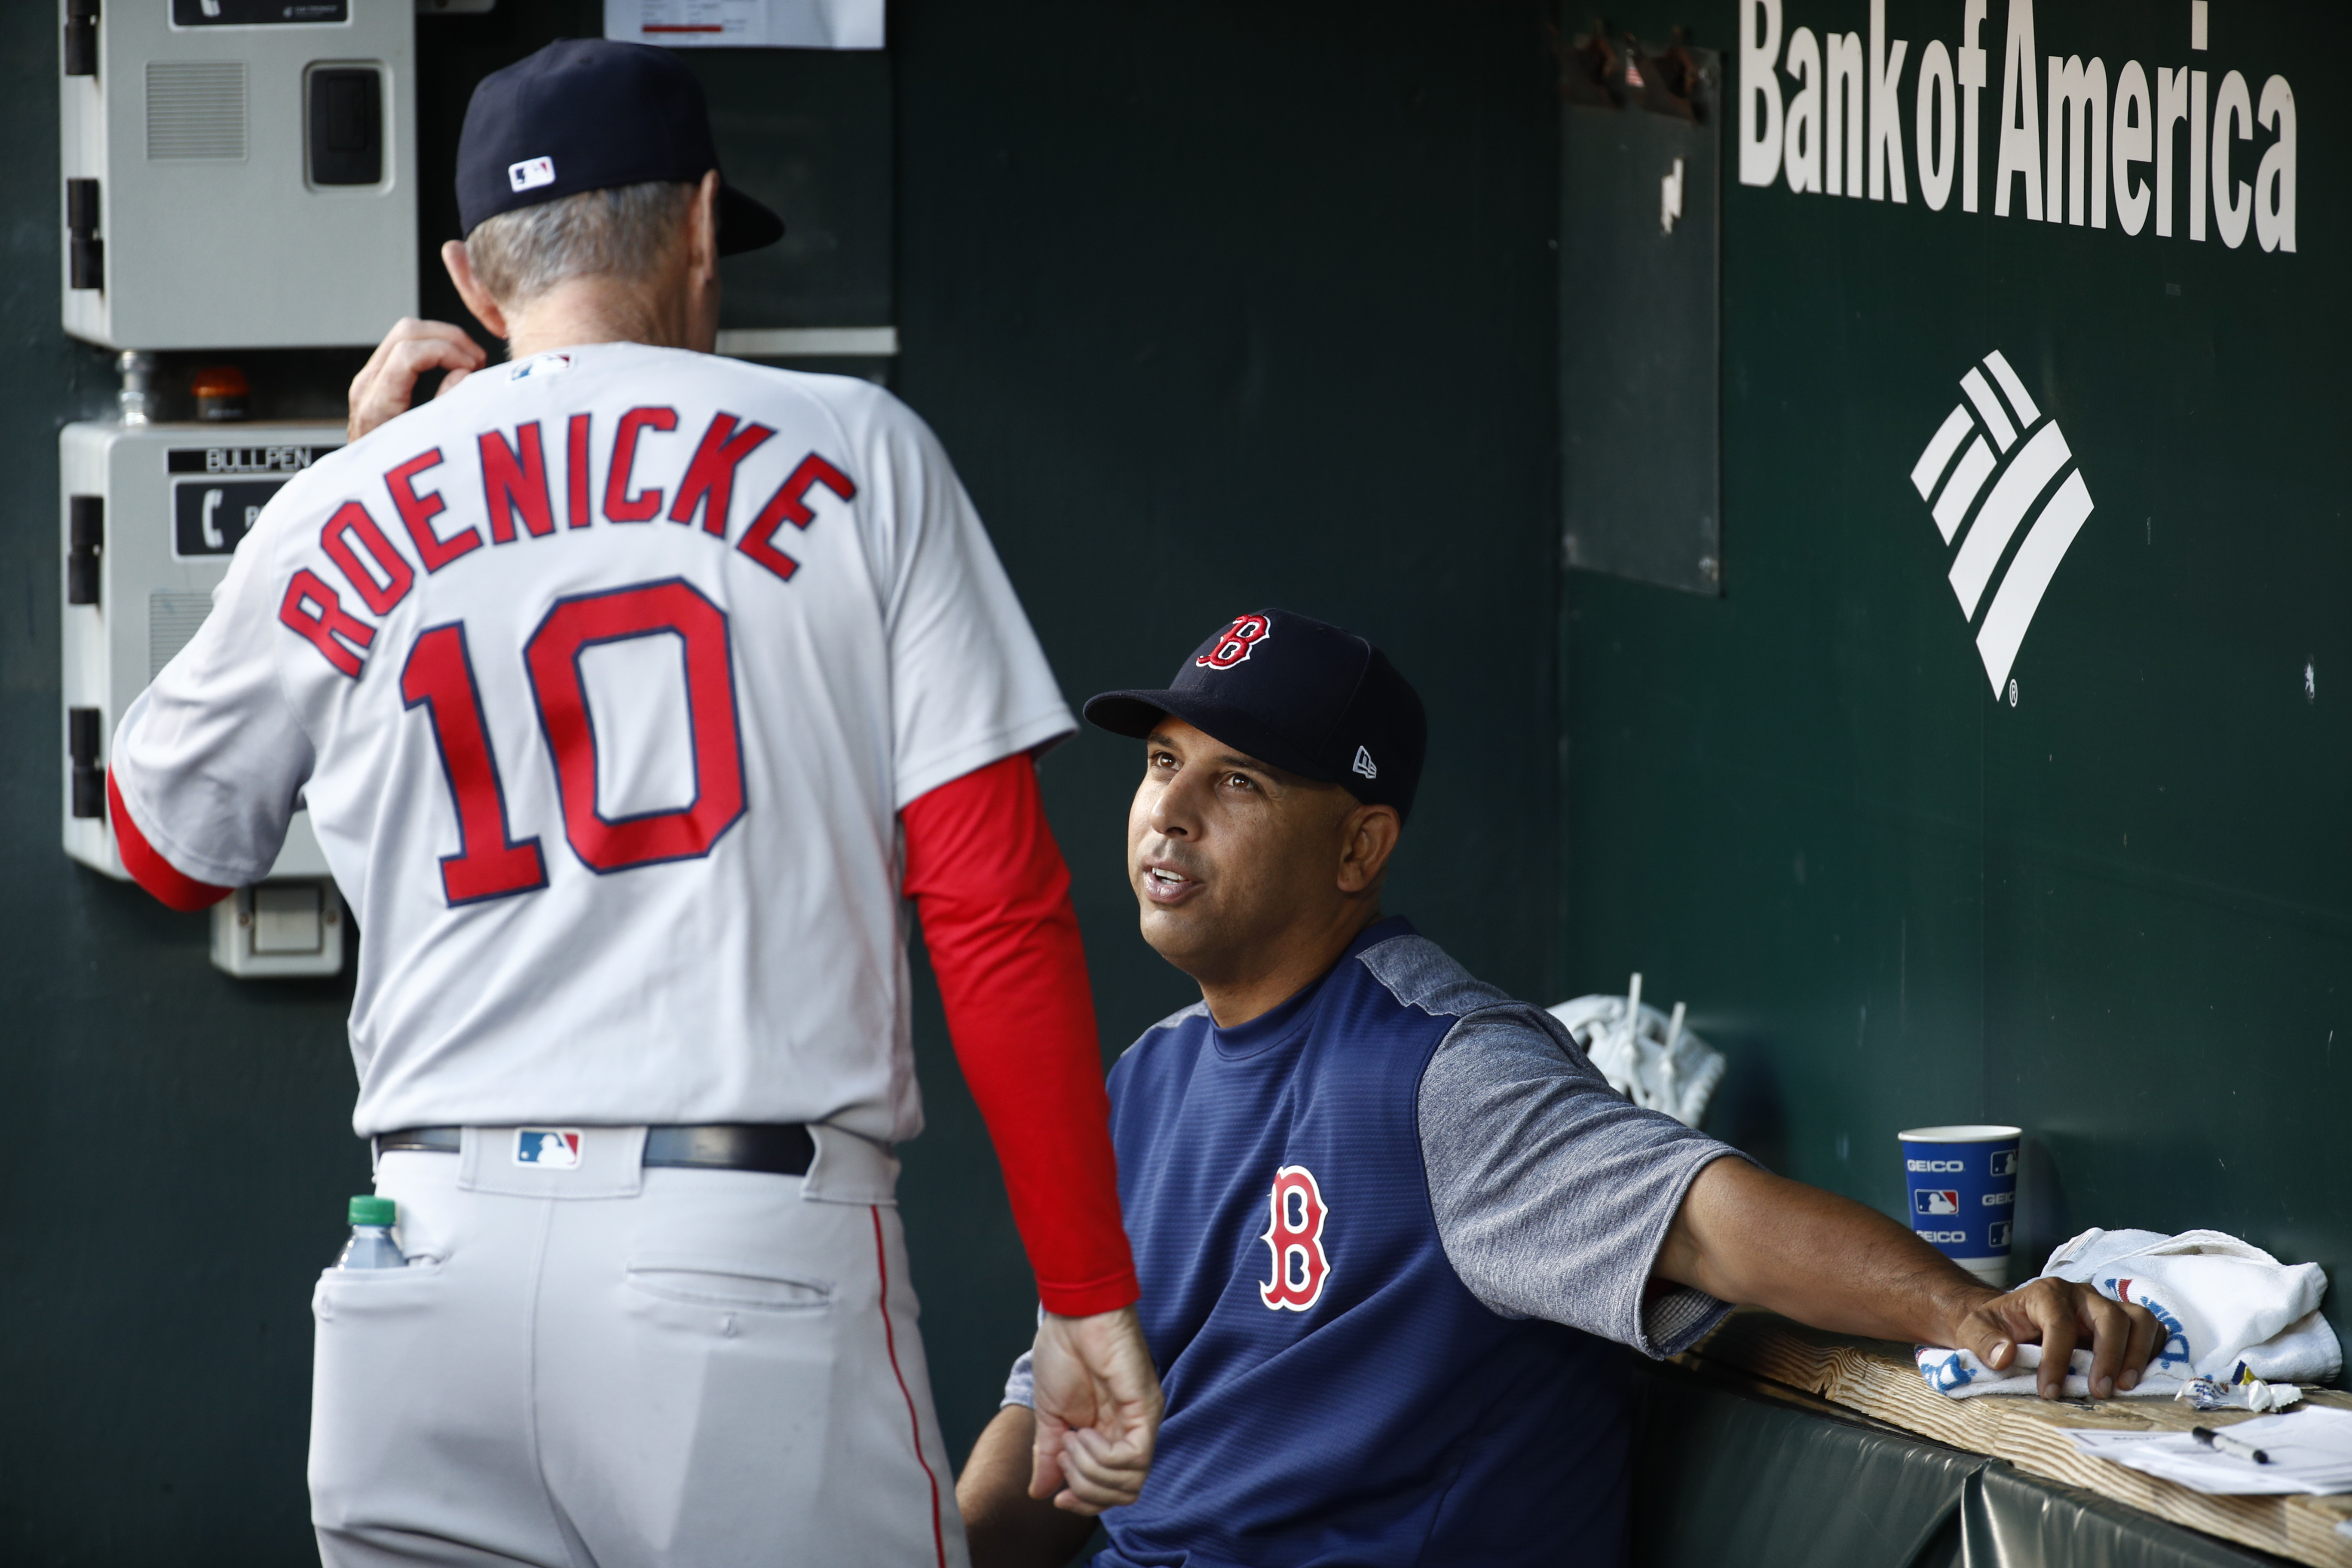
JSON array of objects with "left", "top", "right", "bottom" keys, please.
[
  {"left": 109, "top": 770, "right": 235, "bottom": 913},
  {"left": 900, "top": 752, "right": 1139, "bottom": 1318}
]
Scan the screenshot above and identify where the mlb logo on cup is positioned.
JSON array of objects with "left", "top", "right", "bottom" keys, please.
[
  {"left": 1990, "top": 1150, "right": 2019, "bottom": 1177},
  {"left": 515, "top": 1128, "right": 582, "bottom": 1168},
  {"left": 1915, "top": 1189, "right": 1961, "bottom": 1216}
]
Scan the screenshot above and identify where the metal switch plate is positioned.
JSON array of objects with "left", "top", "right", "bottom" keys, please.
[
  {"left": 212, "top": 881, "right": 344, "bottom": 979},
  {"left": 252, "top": 884, "right": 324, "bottom": 955}
]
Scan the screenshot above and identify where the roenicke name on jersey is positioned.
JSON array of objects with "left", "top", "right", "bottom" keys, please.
[{"left": 277, "top": 402, "right": 857, "bottom": 683}]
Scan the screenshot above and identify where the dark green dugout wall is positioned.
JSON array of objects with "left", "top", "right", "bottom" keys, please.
[
  {"left": 888, "top": 0, "right": 1562, "bottom": 1481},
  {"left": 0, "top": 0, "right": 2339, "bottom": 1559},
  {"left": 1566, "top": 0, "right": 2348, "bottom": 1321}
]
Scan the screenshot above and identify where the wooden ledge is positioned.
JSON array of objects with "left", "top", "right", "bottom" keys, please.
[{"left": 1687, "top": 1310, "right": 2352, "bottom": 1568}]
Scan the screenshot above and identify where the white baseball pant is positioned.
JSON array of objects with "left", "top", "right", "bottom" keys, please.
[{"left": 309, "top": 1125, "right": 969, "bottom": 1568}]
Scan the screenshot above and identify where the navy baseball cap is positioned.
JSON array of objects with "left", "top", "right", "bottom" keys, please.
[
  {"left": 1085, "top": 610, "right": 1428, "bottom": 820},
  {"left": 455, "top": 40, "right": 784, "bottom": 255}
]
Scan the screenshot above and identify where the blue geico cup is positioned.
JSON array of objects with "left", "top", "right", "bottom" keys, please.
[{"left": 1899, "top": 1124, "right": 2021, "bottom": 1287}]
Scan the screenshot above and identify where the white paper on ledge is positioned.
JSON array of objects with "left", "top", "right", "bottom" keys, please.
[
  {"left": 604, "top": 0, "right": 883, "bottom": 50},
  {"left": 2065, "top": 1408, "right": 2352, "bottom": 1496}
]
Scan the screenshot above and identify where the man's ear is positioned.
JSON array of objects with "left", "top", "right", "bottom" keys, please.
[
  {"left": 442, "top": 240, "right": 509, "bottom": 342},
  {"left": 1335, "top": 803, "right": 1402, "bottom": 896},
  {"left": 689, "top": 170, "right": 722, "bottom": 284}
]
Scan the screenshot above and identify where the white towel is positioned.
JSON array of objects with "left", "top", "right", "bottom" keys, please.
[
  {"left": 1915, "top": 1227, "right": 2340, "bottom": 1400},
  {"left": 1914, "top": 1344, "right": 2303, "bottom": 1407},
  {"left": 1917, "top": 1341, "right": 2168, "bottom": 1400},
  {"left": 2047, "top": 1228, "right": 2340, "bottom": 1383}
]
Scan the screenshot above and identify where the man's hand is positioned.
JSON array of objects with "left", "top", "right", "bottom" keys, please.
[
  {"left": 959, "top": 1406, "right": 1099, "bottom": 1568},
  {"left": 1946, "top": 1275, "right": 2164, "bottom": 1400},
  {"left": 348, "top": 318, "right": 488, "bottom": 441},
  {"left": 1028, "top": 1306, "right": 1163, "bottom": 1514}
]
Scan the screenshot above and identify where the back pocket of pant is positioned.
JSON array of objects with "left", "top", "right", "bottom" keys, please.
[{"left": 624, "top": 1258, "right": 832, "bottom": 1312}]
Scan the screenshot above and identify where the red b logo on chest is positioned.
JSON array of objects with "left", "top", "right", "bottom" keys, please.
[{"left": 1259, "top": 1164, "right": 1332, "bottom": 1311}]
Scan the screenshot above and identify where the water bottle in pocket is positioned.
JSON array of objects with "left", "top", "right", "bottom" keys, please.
[{"left": 336, "top": 1195, "right": 407, "bottom": 1270}]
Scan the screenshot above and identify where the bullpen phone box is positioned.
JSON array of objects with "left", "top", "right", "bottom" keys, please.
[{"left": 61, "top": 420, "right": 347, "bottom": 977}]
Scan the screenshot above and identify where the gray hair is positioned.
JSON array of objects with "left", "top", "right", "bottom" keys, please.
[{"left": 466, "top": 180, "right": 697, "bottom": 309}]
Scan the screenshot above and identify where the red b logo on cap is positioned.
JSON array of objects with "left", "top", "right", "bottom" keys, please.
[{"left": 1196, "top": 613, "right": 1272, "bottom": 670}]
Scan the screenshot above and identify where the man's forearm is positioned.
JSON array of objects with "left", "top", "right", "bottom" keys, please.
[
  {"left": 1658, "top": 1153, "right": 2164, "bottom": 1398},
  {"left": 959, "top": 1406, "right": 1100, "bottom": 1568},
  {"left": 1658, "top": 1157, "right": 1996, "bottom": 1346},
  {"left": 902, "top": 755, "right": 1139, "bottom": 1316}
]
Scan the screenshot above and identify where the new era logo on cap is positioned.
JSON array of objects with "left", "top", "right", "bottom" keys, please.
[
  {"left": 1352, "top": 746, "right": 1377, "bottom": 780},
  {"left": 508, "top": 156, "right": 557, "bottom": 193}
]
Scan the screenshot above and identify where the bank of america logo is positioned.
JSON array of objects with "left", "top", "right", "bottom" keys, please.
[{"left": 1908, "top": 351, "right": 2096, "bottom": 697}]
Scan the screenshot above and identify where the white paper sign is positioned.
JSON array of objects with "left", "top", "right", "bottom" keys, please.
[{"left": 603, "top": 0, "right": 882, "bottom": 50}]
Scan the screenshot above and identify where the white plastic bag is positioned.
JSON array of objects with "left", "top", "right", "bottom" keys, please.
[{"left": 1547, "top": 973, "right": 1725, "bottom": 1127}]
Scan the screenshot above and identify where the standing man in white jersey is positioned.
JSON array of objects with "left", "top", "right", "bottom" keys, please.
[{"left": 104, "top": 39, "right": 1159, "bottom": 1567}]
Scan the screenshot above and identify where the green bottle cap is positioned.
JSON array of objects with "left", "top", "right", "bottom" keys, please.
[{"left": 348, "top": 1195, "right": 396, "bottom": 1227}]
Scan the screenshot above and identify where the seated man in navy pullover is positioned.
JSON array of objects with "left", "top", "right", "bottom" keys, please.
[{"left": 960, "top": 609, "right": 2164, "bottom": 1568}]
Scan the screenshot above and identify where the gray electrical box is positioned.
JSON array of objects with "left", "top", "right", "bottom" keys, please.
[
  {"left": 62, "top": 420, "right": 346, "bottom": 977},
  {"left": 58, "top": 0, "right": 417, "bottom": 350}
]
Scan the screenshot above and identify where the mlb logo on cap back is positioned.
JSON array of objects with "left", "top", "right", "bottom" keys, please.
[
  {"left": 515, "top": 1128, "right": 582, "bottom": 1168},
  {"left": 456, "top": 39, "right": 785, "bottom": 254}
]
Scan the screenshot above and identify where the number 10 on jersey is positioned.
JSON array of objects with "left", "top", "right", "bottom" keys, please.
[{"left": 399, "top": 577, "right": 747, "bottom": 906}]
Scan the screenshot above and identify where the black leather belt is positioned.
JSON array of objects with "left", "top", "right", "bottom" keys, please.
[{"left": 375, "top": 1124, "right": 815, "bottom": 1176}]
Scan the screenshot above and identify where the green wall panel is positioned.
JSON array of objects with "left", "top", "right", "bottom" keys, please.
[
  {"left": 891, "top": 0, "right": 1563, "bottom": 1458},
  {"left": 1567, "top": 0, "right": 2349, "bottom": 1318}
]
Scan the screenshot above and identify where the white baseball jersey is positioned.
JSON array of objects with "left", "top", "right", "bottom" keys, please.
[{"left": 111, "top": 344, "right": 1073, "bottom": 1139}]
